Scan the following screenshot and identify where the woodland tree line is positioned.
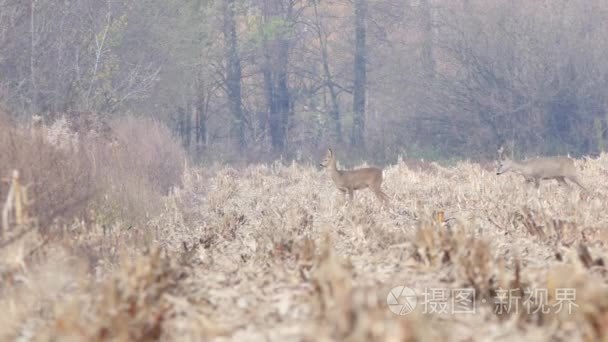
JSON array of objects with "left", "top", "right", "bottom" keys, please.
[{"left": 1, "top": 0, "right": 608, "bottom": 164}]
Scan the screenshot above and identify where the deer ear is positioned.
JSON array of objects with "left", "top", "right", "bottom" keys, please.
[
  {"left": 497, "top": 145, "right": 506, "bottom": 159},
  {"left": 328, "top": 148, "right": 332, "bottom": 155}
]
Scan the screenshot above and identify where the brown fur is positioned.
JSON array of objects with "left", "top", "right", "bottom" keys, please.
[
  {"left": 319, "top": 148, "right": 389, "bottom": 205},
  {"left": 496, "top": 156, "right": 586, "bottom": 191}
]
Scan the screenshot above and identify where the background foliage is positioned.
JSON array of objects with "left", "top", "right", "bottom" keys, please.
[{"left": 1, "top": 0, "right": 607, "bottom": 163}]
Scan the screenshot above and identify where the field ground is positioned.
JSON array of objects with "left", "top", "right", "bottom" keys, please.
[{"left": 3, "top": 155, "right": 608, "bottom": 341}]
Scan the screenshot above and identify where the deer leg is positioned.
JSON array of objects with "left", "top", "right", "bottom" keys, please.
[
  {"left": 567, "top": 176, "right": 587, "bottom": 192},
  {"left": 370, "top": 185, "right": 387, "bottom": 204},
  {"left": 375, "top": 190, "right": 389, "bottom": 206},
  {"left": 556, "top": 177, "right": 567, "bottom": 186},
  {"left": 370, "top": 180, "right": 389, "bottom": 206},
  {"left": 347, "top": 189, "right": 354, "bottom": 202},
  {"left": 338, "top": 188, "right": 348, "bottom": 202},
  {"left": 533, "top": 178, "right": 540, "bottom": 189}
]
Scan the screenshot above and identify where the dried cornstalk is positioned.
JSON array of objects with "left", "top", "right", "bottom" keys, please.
[{"left": 1, "top": 170, "right": 29, "bottom": 238}]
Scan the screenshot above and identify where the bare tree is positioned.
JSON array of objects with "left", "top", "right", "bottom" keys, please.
[
  {"left": 222, "top": 0, "right": 246, "bottom": 149},
  {"left": 351, "top": 0, "right": 367, "bottom": 147},
  {"left": 260, "top": 0, "right": 296, "bottom": 152},
  {"left": 311, "top": 0, "right": 341, "bottom": 143},
  {"left": 419, "top": 0, "right": 436, "bottom": 78}
]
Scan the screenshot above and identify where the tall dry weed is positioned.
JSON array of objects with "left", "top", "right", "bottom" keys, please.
[
  {"left": 46, "top": 248, "right": 179, "bottom": 341},
  {"left": 110, "top": 116, "right": 185, "bottom": 194},
  {"left": 0, "top": 113, "right": 98, "bottom": 233},
  {"left": 1, "top": 112, "right": 186, "bottom": 232},
  {"left": 3, "top": 123, "right": 608, "bottom": 340}
]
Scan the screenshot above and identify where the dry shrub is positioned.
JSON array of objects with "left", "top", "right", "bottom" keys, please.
[
  {"left": 0, "top": 112, "right": 186, "bottom": 232},
  {"left": 457, "top": 237, "right": 494, "bottom": 299},
  {"left": 59, "top": 221, "right": 157, "bottom": 275},
  {"left": 46, "top": 248, "right": 180, "bottom": 341},
  {"left": 413, "top": 219, "right": 494, "bottom": 289},
  {"left": 258, "top": 202, "right": 314, "bottom": 261},
  {"left": 0, "top": 222, "right": 160, "bottom": 340},
  {"left": 216, "top": 210, "right": 246, "bottom": 241},
  {"left": 92, "top": 159, "right": 166, "bottom": 227},
  {"left": 412, "top": 216, "right": 527, "bottom": 319},
  {"left": 294, "top": 236, "right": 316, "bottom": 269},
  {"left": 206, "top": 172, "right": 239, "bottom": 214},
  {"left": 0, "top": 113, "right": 97, "bottom": 233},
  {"left": 309, "top": 232, "right": 441, "bottom": 341},
  {"left": 7, "top": 130, "right": 608, "bottom": 340},
  {"left": 310, "top": 232, "right": 355, "bottom": 336},
  {"left": 512, "top": 208, "right": 603, "bottom": 249},
  {"left": 0, "top": 245, "right": 88, "bottom": 341},
  {"left": 83, "top": 116, "right": 185, "bottom": 225},
  {"left": 412, "top": 212, "right": 469, "bottom": 268},
  {"left": 526, "top": 265, "right": 608, "bottom": 340},
  {"left": 110, "top": 116, "right": 185, "bottom": 194}
]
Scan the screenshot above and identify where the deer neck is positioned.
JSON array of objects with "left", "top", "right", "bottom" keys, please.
[
  {"left": 329, "top": 159, "right": 341, "bottom": 180},
  {"left": 510, "top": 160, "right": 526, "bottom": 174}
]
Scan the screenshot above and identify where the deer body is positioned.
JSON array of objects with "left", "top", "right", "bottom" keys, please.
[
  {"left": 320, "top": 149, "right": 389, "bottom": 205},
  {"left": 496, "top": 156, "right": 586, "bottom": 190}
]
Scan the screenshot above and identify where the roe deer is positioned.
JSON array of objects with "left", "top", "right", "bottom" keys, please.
[
  {"left": 319, "top": 148, "right": 389, "bottom": 205},
  {"left": 496, "top": 146, "right": 586, "bottom": 190}
]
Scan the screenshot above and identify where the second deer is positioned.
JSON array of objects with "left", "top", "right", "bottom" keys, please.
[
  {"left": 495, "top": 146, "right": 586, "bottom": 191},
  {"left": 319, "top": 148, "right": 389, "bottom": 205}
]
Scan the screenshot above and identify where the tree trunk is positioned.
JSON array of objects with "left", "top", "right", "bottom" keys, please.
[
  {"left": 194, "top": 82, "right": 207, "bottom": 155},
  {"left": 176, "top": 106, "right": 188, "bottom": 148},
  {"left": 420, "top": 0, "right": 436, "bottom": 78},
  {"left": 262, "top": 0, "right": 291, "bottom": 152},
  {"left": 222, "top": 0, "right": 246, "bottom": 149},
  {"left": 351, "top": 0, "right": 367, "bottom": 147},
  {"left": 184, "top": 103, "right": 192, "bottom": 150},
  {"left": 312, "top": 0, "right": 341, "bottom": 143},
  {"left": 274, "top": 43, "right": 290, "bottom": 151}
]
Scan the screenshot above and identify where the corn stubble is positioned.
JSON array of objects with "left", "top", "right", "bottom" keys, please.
[{"left": 3, "top": 144, "right": 608, "bottom": 340}]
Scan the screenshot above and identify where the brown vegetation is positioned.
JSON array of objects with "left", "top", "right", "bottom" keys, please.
[
  {"left": 0, "top": 112, "right": 185, "bottom": 232},
  {"left": 1, "top": 116, "right": 607, "bottom": 340},
  {"left": 3, "top": 1, "right": 608, "bottom": 340}
]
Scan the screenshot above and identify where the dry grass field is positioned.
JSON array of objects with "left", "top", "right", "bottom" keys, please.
[{"left": 2, "top": 117, "right": 608, "bottom": 341}]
